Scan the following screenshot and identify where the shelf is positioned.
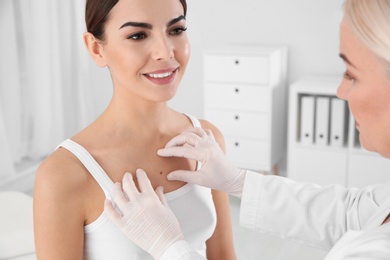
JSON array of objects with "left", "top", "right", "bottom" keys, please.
[{"left": 287, "top": 76, "right": 390, "bottom": 187}]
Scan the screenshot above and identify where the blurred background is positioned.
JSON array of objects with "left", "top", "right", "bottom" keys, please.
[{"left": 0, "top": 0, "right": 344, "bottom": 193}]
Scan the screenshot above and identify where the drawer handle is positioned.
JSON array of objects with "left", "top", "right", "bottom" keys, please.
[
  {"left": 234, "top": 115, "right": 240, "bottom": 120},
  {"left": 235, "top": 88, "right": 240, "bottom": 93},
  {"left": 234, "top": 59, "right": 240, "bottom": 65},
  {"left": 235, "top": 142, "right": 240, "bottom": 147}
]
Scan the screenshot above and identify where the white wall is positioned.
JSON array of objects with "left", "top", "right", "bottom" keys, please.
[
  {"left": 2, "top": 1, "right": 347, "bottom": 134},
  {"left": 0, "top": 1, "right": 347, "bottom": 192},
  {"left": 168, "top": 0, "right": 345, "bottom": 118},
  {"left": 87, "top": 1, "right": 345, "bottom": 124}
]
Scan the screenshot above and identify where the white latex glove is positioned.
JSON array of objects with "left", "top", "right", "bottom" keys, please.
[
  {"left": 104, "top": 169, "right": 184, "bottom": 259},
  {"left": 157, "top": 127, "right": 246, "bottom": 197}
]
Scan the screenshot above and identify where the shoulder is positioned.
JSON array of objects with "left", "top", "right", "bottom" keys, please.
[
  {"left": 34, "top": 147, "right": 89, "bottom": 206},
  {"left": 199, "top": 119, "right": 226, "bottom": 151},
  {"left": 34, "top": 148, "right": 88, "bottom": 256}
]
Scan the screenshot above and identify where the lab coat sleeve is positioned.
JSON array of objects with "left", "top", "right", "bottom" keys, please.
[
  {"left": 159, "top": 241, "right": 206, "bottom": 260},
  {"left": 240, "top": 171, "right": 390, "bottom": 251}
]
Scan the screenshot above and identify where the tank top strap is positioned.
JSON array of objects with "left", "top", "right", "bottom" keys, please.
[
  {"left": 183, "top": 113, "right": 202, "bottom": 171},
  {"left": 183, "top": 113, "right": 201, "bottom": 128},
  {"left": 57, "top": 139, "right": 114, "bottom": 201}
]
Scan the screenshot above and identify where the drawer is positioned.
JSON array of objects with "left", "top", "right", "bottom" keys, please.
[
  {"left": 204, "top": 83, "right": 269, "bottom": 112},
  {"left": 205, "top": 110, "right": 268, "bottom": 140},
  {"left": 204, "top": 54, "right": 269, "bottom": 84},
  {"left": 225, "top": 138, "right": 269, "bottom": 167}
]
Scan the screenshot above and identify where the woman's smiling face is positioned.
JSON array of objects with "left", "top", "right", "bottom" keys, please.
[
  {"left": 337, "top": 18, "right": 390, "bottom": 158},
  {"left": 96, "top": 0, "right": 190, "bottom": 103}
]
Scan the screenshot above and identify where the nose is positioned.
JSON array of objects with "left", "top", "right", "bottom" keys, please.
[
  {"left": 336, "top": 79, "right": 349, "bottom": 101},
  {"left": 151, "top": 35, "right": 174, "bottom": 61}
]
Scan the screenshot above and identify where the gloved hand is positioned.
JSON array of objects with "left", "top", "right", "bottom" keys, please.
[
  {"left": 157, "top": 127, "right": 247, "bottom": 197},
  {"left": 104, "top": 169, "right": 184, "bottom": 259}
]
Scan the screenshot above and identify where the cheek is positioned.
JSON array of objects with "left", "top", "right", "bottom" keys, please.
[
  {"left": 350, "top": 86, "right": 387, "bottom": 132},
  {"left": 347, "top": 90, "right": 364, "bottom": 123},
  {"left": 349, "top": 94, "right": 374, "bottom": 124},
  {"left": 176, "top": 39, "right": 190, "bottom": 67},
  {"left": 111, "top": 47, "right": 146, "bottom": 73}
]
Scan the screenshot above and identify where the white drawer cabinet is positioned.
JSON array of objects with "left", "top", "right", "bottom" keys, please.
[
  {"left": 225, "top": 138, "right": 269, "bottom": 170},
  {"left": 205, "top": 83, "right": 270, "bottom": 112},
  {"left": 205, "top": 111, "right": 268, "bottom": 140},
  {"left": 204, "top": 55, "right": 270, "bottom": 84},
  {"left": 203, "top": 46, "right": 287, "bottom": 173}
]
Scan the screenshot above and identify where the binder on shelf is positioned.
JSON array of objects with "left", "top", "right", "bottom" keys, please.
[
  {"left": 330, "top": 98, "right": 346, "bottom": 147},
  {"left": 300, "top": 96, "right": 315, "bottom": 145},
  {"left": 315, "top": 97, "right": 330, "bottom": 146}
]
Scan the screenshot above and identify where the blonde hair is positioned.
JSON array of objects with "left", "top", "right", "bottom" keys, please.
[{"left": 344, "top": 0, "right": 390, "bottom": 72}]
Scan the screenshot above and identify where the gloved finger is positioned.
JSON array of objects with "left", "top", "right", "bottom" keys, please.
[
  {"left": 104, "top": 199, "right": 123, "bottom": 225},
  {"left": 204, "top": 128, "right": 216, "bottom": 140},
  {"left": 182, "top": 127, "right": 208, "bottom": 138},
  {"left": 157, "top": 146, "right": 203, "bottom": 162},
  {"left": 204, "top": 129, "right": 216, "bottom": 143},
  {"left": 155, "top": 186, "right": 169, "bottom": 206},
  {"left": 111, "top": 182, "right": 131, "bottom": 210},
  {"left": 167, "top": 170, "right": 205, "bottom": 186},
  {"left": 136, "top": 169, "right": 156, "bottom": 195},
  {"left": 122, "top": 172, "right": 140, "bottom": 200},
  {"left": 163, "top": 132, "right": 202, "bottom": 148}
]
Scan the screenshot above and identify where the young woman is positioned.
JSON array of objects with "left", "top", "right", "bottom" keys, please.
[
  {"left": 33, "top": 0, "right": 236, "bottom": 259},
  {"left": 105, "top": 0, "right": 390, "bottom": 259}
]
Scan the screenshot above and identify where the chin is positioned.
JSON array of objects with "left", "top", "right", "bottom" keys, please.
[
  {"left": 359, "top": 135, "right": 375, "bottom": 153},
  {"left": 359, "top": 135, "right": 390, "bottom": 158}
]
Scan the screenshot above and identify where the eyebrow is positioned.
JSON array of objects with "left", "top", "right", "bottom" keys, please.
[
  {"left": 119, "top": 15, "right": 186, "bottom": 30},
  {"left": 167, "top": 15, "right": 186, "bottom": 27},
  {"left": 339, "top": 53, "right": 356, "bottom": 68}
]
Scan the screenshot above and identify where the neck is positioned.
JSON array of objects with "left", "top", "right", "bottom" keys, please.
[{"left": 97, "top": 96, "right": 175, "bottom": 138}]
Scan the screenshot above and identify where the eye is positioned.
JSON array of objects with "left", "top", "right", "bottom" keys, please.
[
  {"left": 343, "top": 71, "right": 355, "bottom": 81},
  {"left": 169, "top": 26, "right": 187, "bottom": 36},
  {"left": 127, "top": 32, "right": 147, "bottom": 41}
]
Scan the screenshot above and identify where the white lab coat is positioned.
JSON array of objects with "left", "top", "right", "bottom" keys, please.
[
  {"left": 240, "top": 171, "right": 390, "bottom": 259},
  {"left": 161, "top": 171, "right": 390, "bottom": 260}
]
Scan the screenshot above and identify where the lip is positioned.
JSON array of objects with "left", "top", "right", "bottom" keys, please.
[
  {"left": 145, "top": 68, "right": 177, "bottom": 75},
  {"left": 143, "top": 68, "right": 178, "bottom": 85}
]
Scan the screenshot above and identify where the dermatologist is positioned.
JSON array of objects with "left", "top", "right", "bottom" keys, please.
[{"left": 104, "top": 0, "right": 390, "bottom": 259}]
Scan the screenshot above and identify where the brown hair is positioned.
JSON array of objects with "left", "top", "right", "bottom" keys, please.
[{"left": 85, "top": 0, "right": 187, "bottom": 42}]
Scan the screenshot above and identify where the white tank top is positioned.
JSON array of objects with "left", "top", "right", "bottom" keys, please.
[{"left": 58, "top": 115, "right": 217, "bottom": 259}]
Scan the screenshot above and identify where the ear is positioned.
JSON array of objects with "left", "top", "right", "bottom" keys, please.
[{"left": 83, "top": 32, "right": 107, "bottom": 67}]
